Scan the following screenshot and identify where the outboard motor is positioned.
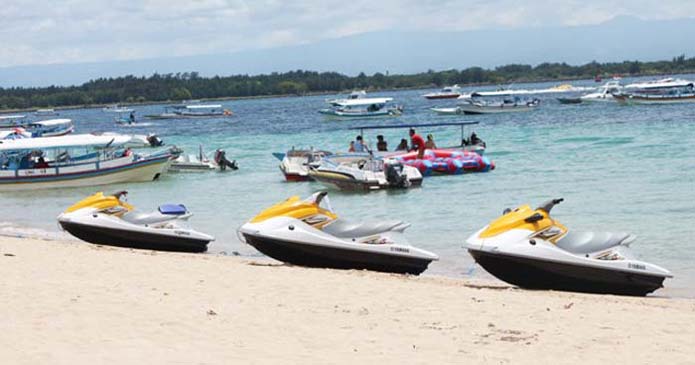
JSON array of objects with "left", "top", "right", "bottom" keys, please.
[
  {"left": 214, "top": 149, "right": 239, "bottom": 171},
  {"left": 385, "top": 162, "right": 410, "bottom": 188},
  {"left": 147, "top": 134, "right": 164, "bottom": 147}
]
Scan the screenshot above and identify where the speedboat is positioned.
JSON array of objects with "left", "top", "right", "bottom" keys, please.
[
  {"left": 457, "top": 98, "right": 540, "bottom": 114},
  {"left": 237, "top": 191, "right": 438, "bottom": 274},
  {"left": 169, "top": 146, "right": 238, "bottom": 172},
  {"left": 424, "top": 85, "right": 462, "bottom": 99},
  {"left": 308, "top": 155, "right": 422, "bottom": 191},
  {"left": 580, "top": 80, "right": 622, "bottom": 102},
  {"left": 278, "top": 147, "right": 332, "bottom": 181},
  {"left": 58, "top": 191, "right": 214, "bottom": 253},
  {"left": 466, "top": 198, "right": 672, "bottom": 296}
]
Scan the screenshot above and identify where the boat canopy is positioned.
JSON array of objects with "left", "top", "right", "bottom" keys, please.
[
  {"left": 0, "top": 134, "right": 132, "bottom": 152},
  {"left": 350, "top": 121, "right": 479, "bottom": 140},
  {"left": 626, "top": 78, "right": 694, "bottom": 90},
  {"left": 331, "top": 97, "right": 393, "bottom": 107},
  {"left": 28, "top": 119, "right": 72, "bottom": 126}
]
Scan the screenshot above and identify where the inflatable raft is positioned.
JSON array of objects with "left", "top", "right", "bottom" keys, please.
[{"left": 394, "top": 149, "right": 494, "bottom": 176}]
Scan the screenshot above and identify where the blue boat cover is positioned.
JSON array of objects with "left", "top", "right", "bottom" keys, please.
[{"left": 159, "top": 204, "right": 187, "bottom": 215}]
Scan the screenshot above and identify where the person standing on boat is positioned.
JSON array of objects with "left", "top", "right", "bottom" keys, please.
[
  {"left": 354, "top": 135, "right": 367, "bottom": 153},
  {"left": 409, "top": 129, "right": 426, "bottom": 159},
  {"left": 376, "top": 135, "right": 388, "bottom": 151}
]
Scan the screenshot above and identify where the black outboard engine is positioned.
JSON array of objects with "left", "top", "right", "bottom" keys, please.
[
  {"left": 147, "top": 134, "right": 164, "bottom": 147},
  {"left": 385, "top": 162, "right": 410, "bottom": 188},
  {"left": 214, "top": 149, "right": 239, "bottom": 171}
]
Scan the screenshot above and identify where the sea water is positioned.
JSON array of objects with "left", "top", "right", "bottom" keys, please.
[{"left": 2, "top": 76, "right": 694, "bottom": 297}]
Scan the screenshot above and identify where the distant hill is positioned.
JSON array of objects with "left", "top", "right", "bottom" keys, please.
[{"left": 2, "top": 16, "right": 694, "bottom": 87}]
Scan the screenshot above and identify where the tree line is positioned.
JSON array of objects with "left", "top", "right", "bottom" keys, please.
[{"left": 2, "top": 55, "right": 695, "bottom": 110}]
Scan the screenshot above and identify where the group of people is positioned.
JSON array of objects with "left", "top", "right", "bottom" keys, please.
[{"left": 348, "top": 129, "right": 437, "bottom": 159}]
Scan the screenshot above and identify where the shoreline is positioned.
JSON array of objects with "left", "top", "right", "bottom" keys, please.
[
  {"left": 2, "top": 235, "right": 694, "bottom": 363},
  {"left": 3, "top": 71, "right": 694, "bottom": 114}
]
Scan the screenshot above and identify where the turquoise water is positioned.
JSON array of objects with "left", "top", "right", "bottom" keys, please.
[{"left": 2, "top": 76, "right": 694, "bottom": 297}]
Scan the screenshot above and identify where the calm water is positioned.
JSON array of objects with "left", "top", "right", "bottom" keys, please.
[{"left": 2, "top": 76, "right": 694, "bottom": 297}]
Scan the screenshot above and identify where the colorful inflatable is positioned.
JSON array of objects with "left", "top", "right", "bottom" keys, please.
[{"left": 393, "top": 149, "right": 495, "bottom": 176}]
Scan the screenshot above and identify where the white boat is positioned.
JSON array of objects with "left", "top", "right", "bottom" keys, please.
[
  {"left": 0, "top": 134, "right": 173, "bottom": 191},
  {"left": 326, "top": 90, "right": 368, "bottom": 105},
  {"left": 320, "top": 92, "right": 403, "bottom": 119},
  {"left": 423, "top": 85, "right": 462, "bottom": 99},
  {"left": 145, "top": 104, "right": 233, "bottom": 119},
  {"left": 0, "top": 119, "right": 74, "bottom": 139},
  {"left": 457, "top": 98, "right": 540, "bottom": 114},
  {"left": 624, "top": 77, "right": 693, "bottom": 91},
  {"left": 308, "top": 155, "right": 423, "bottom": 191},
  {"left": 0, "top": 115, "right": 27, "bottom": 128},
  {"left": 430, "top": 107, "right": 465, "bottom": 115},
  {"left": 580, "top": 81, "right": 622, "bottom": 102},
  {"left": 459, "top": 84, "right": 593, "bottom": 99},
  {"left": 278, "top": 147, "right": 332, "bottom": 181},
  {"left": 613, "top": 90, "right": 695, "bottom": 105},
  {"left": 103, "top": 104, "right": 134, "bottom": 113},
  {"left": 34, "top": 108, "right": 59, "bottom": 116},
  {"left": 169, "top": 146, "right": 238, "bottom": 172}
]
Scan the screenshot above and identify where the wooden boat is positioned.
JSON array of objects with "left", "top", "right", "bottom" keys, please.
[
  {"left": 457, "top": 98, "right": 540, "bottom": 114},
  {"left": 0, "top": 134, "right": 173, "bottom": 191}
]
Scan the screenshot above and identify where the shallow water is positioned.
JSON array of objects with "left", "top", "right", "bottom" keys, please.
[{"left": 2, "top": 75, "right": 694, "bottom": 297}]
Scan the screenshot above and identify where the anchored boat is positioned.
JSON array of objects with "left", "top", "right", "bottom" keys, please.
[
  {"left": 423, "top": 85, "right": 462, "bottom": 99},
  {"left": 0, "top": 134, "right": 174, "bottom": 191},
  {"left": 308, "top": 155, "right": 422, "bottom": 191},
  {"left": 320, "top": 91, "right": 402, "bottom": 119}
]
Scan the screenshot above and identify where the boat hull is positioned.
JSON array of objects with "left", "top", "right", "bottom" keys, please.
[
  {"left": 60, "top": 221, "right": 209, "bottom": 253},
  {"left": 613, "top": 94, "right": 695, "bottom": 105},
  {"left": 460, "top": 105, "right": 536, "bottom": 114},
  {"left": 243, "top": 233, "right": 433, "bottom": 275},
  {"left": 0, "top": 156, "right": 170, "bottom": 191},
  {"left": 425, "top": 94, "right": 460, "bottom": 100},
  {"left": 468, "top": 249, "right": 666, "bottom": 296},
  {"left": 309, "top": 170, "right": 422, "bottom": 191}
]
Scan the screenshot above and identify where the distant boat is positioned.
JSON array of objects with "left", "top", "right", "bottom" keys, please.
[
  {"left": 26, "top": 118, "right": 74, "bottom": 137},
  {"left": 423, "top": 85, "right": 462, "bottom": 99},
  {"left": 103, "top": 104, "right": 134, "bottom": 113},
  {"left": 624, "top": 77, "right": 693, "bottom": 91},
  {"left": 595, "top": 75, "right": 603, "bottom": 83},
  {"left": 580, "top": 80, "right": 622, "bottom": 102},
  {"left": 459, "top": 84, "right": 591, "bottom": 99},
  {"left": 456, "top": 98, "right": 540, "bottom": 114},
  {"left": 320, "top": 91, "right": 402, "bottom": 119},
  {"left": 145, "top": 104, "right": 233, "bottom": 119},
  {"left": 34, "top": 108, "right": 59, "bottom": 116},
  {"left": 0, "top": 115, "right": 28, "bottom": 128},
  {"left": 557, "top": 97, "right": 583, "bottom": 104},
  {"left": 613, "top": 87, "right": 695, "bottom": 105}
]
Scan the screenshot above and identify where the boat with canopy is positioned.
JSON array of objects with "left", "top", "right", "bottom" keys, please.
[
  {"left": 145, "top": 104, "right": 233, "bottom": 119},
  {"left": 320, "top": 91, "right": 402, "bottom": 119},
  {"left": 0, "top": 134, "right": 174, "bottom": 191}
]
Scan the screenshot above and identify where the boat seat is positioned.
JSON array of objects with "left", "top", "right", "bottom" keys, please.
[
  {"left": 122, "top": 211, "right": 179, "bottom": 226},
  {"left": 159, "top": 204, "right": 187, "bottom": 215},
  {"left": 322, "top": 219, "right": 405, "bottom": 238},
  {"left": 555, "top": 231, "right": 631, "bottom": 254}
]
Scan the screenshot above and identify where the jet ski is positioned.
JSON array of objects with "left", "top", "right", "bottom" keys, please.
[
  {"left": 466, "top": 198, "right": 672, "bottom": 296},
  {"left": 58, "top": 191, "right": 214, "bottom": 253},
  {"left": 308, "top": 155, "right": 423, "bottom": 191},
  {"left": 237, "top": 192, "right": 438, "bottom": 274}
]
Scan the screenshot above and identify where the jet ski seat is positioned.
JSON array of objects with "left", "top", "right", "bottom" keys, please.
[
  {"left": 322, "top": 219, "right": 405, "bottom": 238},
  {"left": 556, "top": 231, "right": 632, "bottom": 254}
]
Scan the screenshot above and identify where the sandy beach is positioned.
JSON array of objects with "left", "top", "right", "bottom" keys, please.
[{"left": 1, "top": 236, "right": 694, "bottom": 364}]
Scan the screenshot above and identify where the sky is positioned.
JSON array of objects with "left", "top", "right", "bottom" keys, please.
[{"left": 2, "top": 0, "right": 695, "bottom": 68}]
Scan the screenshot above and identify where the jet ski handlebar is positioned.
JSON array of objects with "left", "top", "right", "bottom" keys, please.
[{"left": 537, "top": 198, "right": 564, "bottom": 214}]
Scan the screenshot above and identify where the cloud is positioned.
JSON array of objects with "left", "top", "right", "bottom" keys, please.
[{"left": 0, "top": 0, "right": 694, "bottom": 67}]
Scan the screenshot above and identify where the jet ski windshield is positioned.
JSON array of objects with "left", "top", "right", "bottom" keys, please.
[{"left": 304, "top": 191, "right": 335, "bottom": 214}]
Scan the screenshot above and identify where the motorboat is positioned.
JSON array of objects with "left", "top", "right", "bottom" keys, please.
[
  {"left": 145, "top": 104, "right": 233, "bottom": 119},
  {"left": 320, "top": 91, "right": 403, "bottom": 119},
  {"left": 26, "top": 119, "right": 74, "bottom": 137},
  {"left": 169, "top": 146, "right": 238, "bottom": 172},
  {"left": 326, "top": 90, "right": 368, "bottom": 105},
  {"left": 423, "top": 85, "right": 462, "bottom": 99},
  {"left": 624, "top": 77, "right": 693, "bottom": 91},
  {"left": 0, "top": 134, "right": 174, "bottom": 191},
  {"left": 308, "top": 155, "right": 422, "bottom": 191},
  {"left": 237, "top": 191, "right": 438, "bottom": 274},
  {"left": 457, "top": 98, "right": 540, "bottom": 114},
  {"left": 395, "top": 149, "right": 494, "bottom": 176},
  {"left": 103, "top": 104, "right": 134, "bottom": 113},
  {"left": 613, "top": 82, "right": 695, "bottom": 105},
  {"left": 58, "top": 191, "right": 214, "bottom": 253},
  {"left": 0, "top": 115, "right": 27, "bottom": 128},
  {"left": 580, "top": 80, "right": 622, "bottom": 102},
  {"left": 34, "top": 108, "right": 59, "bottom": 116},
  {"left": 458, "top": 84, "right": 592, "bottom": 99},
  {"left": 430, "top": 106, "right": 465, "bottom": 115},
  {"left": 278, "top": 147, "right": 332, "bottom": 181},
  {"left": 466, "top": 198, "right": 672, "bottom": 296}
]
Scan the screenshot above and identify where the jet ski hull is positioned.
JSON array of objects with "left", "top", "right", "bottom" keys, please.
[
  {"left": 468, "top": 249, "right": 666, "bottom": 296},
  {"left": 243, "top": 233, "right": 433, "bottom": 275},
  {"left": 60, "top": 221, "right": 210, "bottom": 253}
]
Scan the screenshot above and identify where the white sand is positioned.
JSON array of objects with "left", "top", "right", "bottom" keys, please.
[{"left": 1, "top": 236, "right": 694, "bottom": 364}]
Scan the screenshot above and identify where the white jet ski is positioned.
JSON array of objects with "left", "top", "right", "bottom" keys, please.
[
  {"left": 58, "top": 191, "right": 214, "bottom": 253},
  {"left": 238, "top": 192, "right": 438, "bottom": 274},
  {"left": 465, "top": 198, "right": 672, "bottom": 296}
]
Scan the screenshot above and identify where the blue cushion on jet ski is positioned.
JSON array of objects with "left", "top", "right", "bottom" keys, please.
[{"left": 158, "top": 204, "right": 187, "bottom": 215}]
